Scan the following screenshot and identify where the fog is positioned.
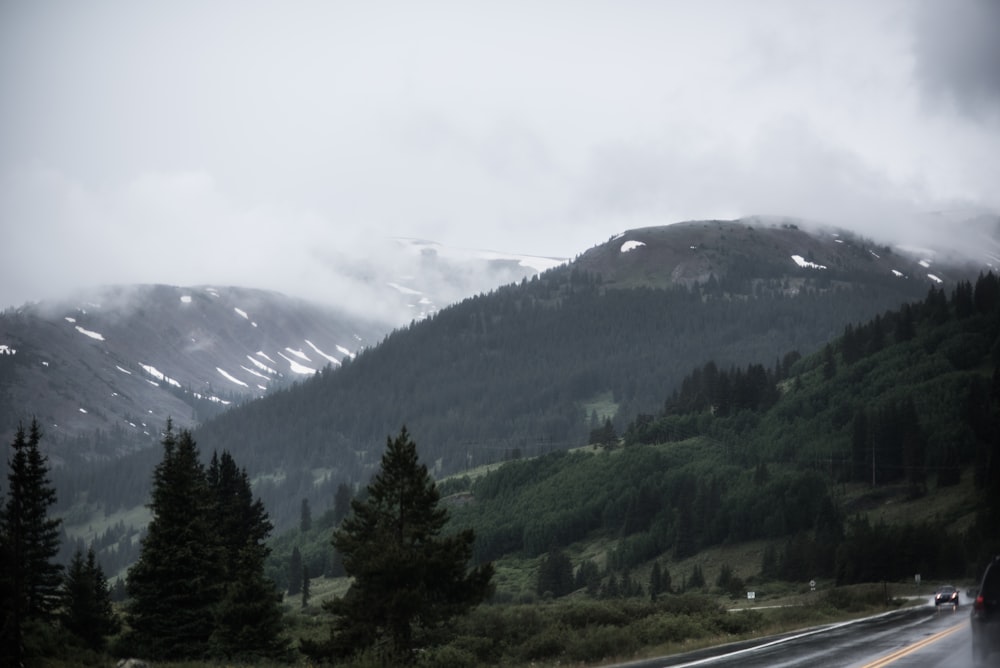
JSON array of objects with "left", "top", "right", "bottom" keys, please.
[{"left": 2, "top": 0, "right": 998, "bottom": 316}]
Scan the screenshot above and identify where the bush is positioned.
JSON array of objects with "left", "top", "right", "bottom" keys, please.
[{"left": 564, "top": 624, "right": 640, "bottom": 663}]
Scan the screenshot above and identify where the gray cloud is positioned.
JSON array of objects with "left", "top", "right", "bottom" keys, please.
[
  {"left": 2, "top": 1, "right": 998, "bottom": 312},
  {"left": 913, "top": 0, "right": 1000, "bottom": 120}
]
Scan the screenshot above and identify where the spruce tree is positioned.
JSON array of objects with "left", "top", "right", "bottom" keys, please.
[
  {"left": 207, "top": 450, "right": 288, "bottom": 661},
  {"left": 288, "top": 546, "right": 303, "bottom": 596},
  {"left": 536, "top": 545, "right": 574, "bottom": 598},
  {"left": 302, "top": 426, "right": 494, "bottom": 664},
  {"left": 125, "top": 423, "right": 224, "bottom": 660},
  {"left": 300, "top": 497, "right": 312, "bottom": 533},
  {"left": 61, "top": 547, "right": 119, "bottom": 651},
  {"left": 1, "top": 419, "right": 63, "bottom": 665}
]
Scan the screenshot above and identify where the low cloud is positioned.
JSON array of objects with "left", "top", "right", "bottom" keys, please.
[{"left": 913, "top": 0, "right": 1000, "bottom": 121}]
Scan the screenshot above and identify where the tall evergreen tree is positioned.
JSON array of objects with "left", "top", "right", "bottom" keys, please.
[
  {"left": 300, "top": 498, "right": 312, "bottom": 533},
  {"left": 207, "top": 450, "right": 289, "bottom": 661},
  {"left": 303, "top": 426, "right": 494, "bottom": 664},
  {"left": 536, "top": 545, "right": 574, "bottom": 598},
  {"left": 125, "top": 423, "right": 224, "bottom": 660},
  {"left": 333, "top": 483, "right": 353, "bottom": 525},
  {"left": 288, "top": 546, "right": 303, "bottom": 596},
  {"left": 61, "top": 547, "right": 120, "bottom": 652},
  {"left": 1, "top": 419, "right": 63, "bottom": 665}
]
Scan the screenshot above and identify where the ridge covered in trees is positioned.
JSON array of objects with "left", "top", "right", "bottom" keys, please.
[{"left": 445, "top": 274, "right": 1000, "bottom": 593}]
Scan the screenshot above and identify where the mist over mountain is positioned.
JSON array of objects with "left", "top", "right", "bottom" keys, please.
[
  {"left": 0, "top": 240, "right": 563, "bottom": 461},
  {"left": 173, "top": 219, "right": 990, "bottom": 530}
]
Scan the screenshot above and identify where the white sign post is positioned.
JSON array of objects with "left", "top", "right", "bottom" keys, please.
[{"left": 747, "top": 591, "right": 755, "bottom": 600}]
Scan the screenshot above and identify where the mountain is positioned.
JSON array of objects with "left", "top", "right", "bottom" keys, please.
[
  {"left": 32, "top": 217, "right": 996, "bottom": 575},
  {"left": 0, "top": 284, "right": 387, "bottom": 460},
  {"left": 0, "top": 241, "right": 564, "bottom": 463},
  {"left": 171, "top": 218, "right": 989, "bottom": 530}
]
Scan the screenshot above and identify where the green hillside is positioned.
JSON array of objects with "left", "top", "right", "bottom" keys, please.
[
  {"left": 431, "top": 275, "right": 1000, "bottom": 585},
  {"left": 254, "top": 276, "right": 998, "bottom": 665}
]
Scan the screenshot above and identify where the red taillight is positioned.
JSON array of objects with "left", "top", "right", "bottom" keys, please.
[{"left": 975, "top": 595, "right": 985, "bottom": 612}]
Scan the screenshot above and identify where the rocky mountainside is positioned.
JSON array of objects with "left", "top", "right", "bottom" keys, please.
[
  {"left": 573, "top": 218, "right": 984, "bottom": 290},
  {"left": 0, "top": 240, "right": 564, "bottom": 463},
  {"left": 0, "top": 285, "right": 389, "bottom": 460}
]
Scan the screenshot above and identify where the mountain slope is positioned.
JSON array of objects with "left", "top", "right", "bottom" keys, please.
[
  {"left": 440, "top": 272, "right": 1000, "bottom": 580},
  {"left": 0, "top": 284, "right": 387, "bottom": 460},
  {"left": 171, "top": 219, "right": 991, "bottom": 530}
]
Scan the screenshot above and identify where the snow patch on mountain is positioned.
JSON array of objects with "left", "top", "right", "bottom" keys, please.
[
  {"left": 75, "top": 325, "right": 106, "bottom": 341},
  {"left": 246, "top": 355, "right": 278, "bottom": 375},
  {"left": 217, "top": 367, "right": 249, "bottom": 387},
  {"left": 284, "top": 347, "right": 311, "bottom": 362},
  {"left": 278, "top": 351, "right": 315, "bottom": 374},
  {"left": 621, "top": 241, "right": 646, "bottom": 253},
  {"left": 791, "top": 255, "right": 827, "bottom": 270},
  {"left": 140, "top": 364, "right": 181, "bottom": 388},
  {"left": 388, "top": 282, "right": 423, "bottom": 296},
  {"left": 305, "top": 339, "right": 341, "bottom": 365}
]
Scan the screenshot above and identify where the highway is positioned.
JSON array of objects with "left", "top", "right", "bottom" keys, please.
[{"left": 616, "top": 599, "right": 979, "bottom": 668}]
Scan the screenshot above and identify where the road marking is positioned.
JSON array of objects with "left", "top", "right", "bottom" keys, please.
[{"left": 860, "top": 622, "right": 965, "bottom": 668}]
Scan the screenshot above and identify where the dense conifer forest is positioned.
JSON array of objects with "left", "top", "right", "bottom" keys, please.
[{"left": 439, "top": 274, "right": 1000, "bottom": 586}]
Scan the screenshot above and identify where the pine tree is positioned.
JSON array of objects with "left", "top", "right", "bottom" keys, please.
[
  {"left": 288, "top": 546, "right": 303, "bottom": 596},
  {"left": 649, "top": 561, "right": 663, "bottom": 601},
  {"left": 61, "top": 547, "right": 120, "bottom": 651},
  {"left": 303, "top": 426, "right": 494, "bottom": 664},
  {"left": 207, "top": 450, "right": 288, "bottom": 661},
  {"left": 1, "top": 419, "right": 63, "bottom": 665},
  {"left": 536, "top": 545, "right": 574, "bottom": 598},
  {"left": 301, "top": 565, "right": 311, "bottom": 609},
  {"left": 211, "top": 545, "right": 289, "bottom": 661},
  {"left": 333, "top": 483, "right": 353, "bottom": 525},
  {"left": 125, "top": 423, "right": 225, "bottom": 660},
  {"left": 300, "top": 498, "right": 312, "bottom": 533}
]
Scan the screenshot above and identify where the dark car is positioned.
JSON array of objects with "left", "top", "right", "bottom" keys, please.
[
  {"left": 935, "top": 585, "right": 959, "bottom": 607},
  {"left": 972, "top": 555, "right": 1000, "bottom": 665}
]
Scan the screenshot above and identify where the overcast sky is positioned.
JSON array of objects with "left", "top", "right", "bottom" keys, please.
[{"left": 2, "top": 0, "right": 999, "bottom": 315}]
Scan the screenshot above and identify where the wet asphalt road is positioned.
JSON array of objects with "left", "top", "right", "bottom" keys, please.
[{"left": 615, "top": 599, "right": 984, "bottom": 668}]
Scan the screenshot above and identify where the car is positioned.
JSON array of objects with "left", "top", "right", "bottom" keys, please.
[
  {"left": 971, "top": 555, "right": 1000, "bottom": 665},
  {"left": 934, "top": 585, "right": 959, "bottom": 607}
]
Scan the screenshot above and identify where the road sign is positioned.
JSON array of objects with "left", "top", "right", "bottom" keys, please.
[{"left": 747, "top": 591, "right": 755, "bottom": 600}]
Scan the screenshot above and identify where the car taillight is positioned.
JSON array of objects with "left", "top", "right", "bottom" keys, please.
[{"left": 975, "top": 595, "right": 985, "bottom": 612}]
